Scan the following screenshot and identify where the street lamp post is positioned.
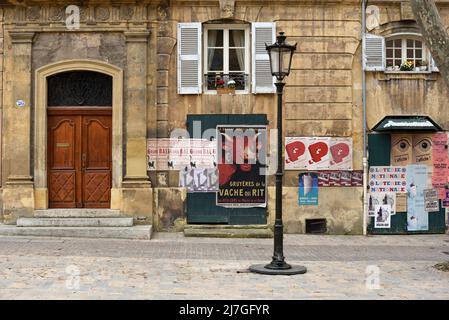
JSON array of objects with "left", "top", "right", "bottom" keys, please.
[{"left": 249, "top": 32, "right": 307, "bottom": 275}]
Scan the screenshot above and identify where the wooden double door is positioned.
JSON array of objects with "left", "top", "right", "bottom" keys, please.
[{"left": 48, "top": 107, "right": 112, "bottom": 208}]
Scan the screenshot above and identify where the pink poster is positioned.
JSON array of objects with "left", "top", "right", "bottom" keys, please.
[
  {"left": 307, "top": 137, "right": 331, "bottom": 170},
  {"left": 431, "top": 133, "right": 449, "bottom": 199},
  {"left": 285, "top": 137, "right": 309, "bottom": 170},
  {"left": 329, "top": 138, "right": 353, "bottom": 170}
]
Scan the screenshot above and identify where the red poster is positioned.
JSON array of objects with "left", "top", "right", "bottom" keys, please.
[{"left": 432, "top": 133, "right": 449, "bottom": 199}]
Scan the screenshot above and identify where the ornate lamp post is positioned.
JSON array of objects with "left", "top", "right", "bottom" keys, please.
[{"left": 250, "top": 32, "right": 307, "bottom": 275}]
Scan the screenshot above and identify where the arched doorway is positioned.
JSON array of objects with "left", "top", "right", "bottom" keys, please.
[
  {"left": 47, "top": 71, "right": 112, "bottom": 208},
  {"left": 34, "top": 60, "right": 123, "bottom": 210}
]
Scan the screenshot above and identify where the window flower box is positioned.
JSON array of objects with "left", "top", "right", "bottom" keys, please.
[{"left": 216, "top": 87, "right": 235, "bottom": 95}]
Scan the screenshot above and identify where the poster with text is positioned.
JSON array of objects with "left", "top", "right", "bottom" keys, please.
[
  {"left": 368, "top": 192, "right": 396, "bottom": 216},
  {"left": 307, "top": 137, "right": 331, "bottom": 170},
  {"left": 374, "top": 205, "right": 391, "bottom": 228},
  {"left": 169, "top": 139, "right": 192, "bottom": 170},
  {"left": 329, "top": 138, "right": 353, "bottom": 170},
  {"left": 298, "top": 173, "right": 318, "bottom": 206},
  {"left": 189, "top": 139, "right": 217, "bottom": 169},
  {"left": 406, "top": 165, "right": 429, "bottom": 231},
  {"left": 179, "top": 168, "right": 218, "bottom": 193},
  {"left": 285, "top": 137, "right": 310, "bottom": 170},
  {"left": 431, "top": 133, "right": 449, "bottom": 199},
  {"left": 216, "top": 126, "right": 267, "bottom": 208},
  {"left": 369, "top": 166, "right": 407, "bottom": 193},
  {"left": 442, "top": 190, "right": 449, "bottom": 208},
  {"left": 391, "top": 134, "right": 413, "bottom": 166},
  {"left": 424, "top": 188, "right": 439, "bottom": 212},
  {"left": 318, "top": 171, "right": 330, "bottom": 187},
  {"left": 147, "top": 138, "right": 170, "bottom": 170},
  {"left": 412, "top": 134, "right": 433, "bottom": 166},
  {"left": 351, "top": 171, "right": 363, "bottom": 186}
]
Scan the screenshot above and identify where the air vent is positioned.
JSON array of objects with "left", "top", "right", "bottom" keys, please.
[{"left": 306, "top": 219, "right": 327, "bottom": 234}]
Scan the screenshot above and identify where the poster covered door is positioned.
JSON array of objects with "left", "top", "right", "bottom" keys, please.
[{"left": 216, "top": 125, "right": 267, "bottom": 208}]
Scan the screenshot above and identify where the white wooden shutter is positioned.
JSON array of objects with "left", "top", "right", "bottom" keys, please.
[
  {"left": 252, "top": 22, "right": 276, "bottom": 94},
  {"left": 430, "top": 55, "right": 439, "bottom": 72},
  {"left": 177, "top": 23, "right": 202, "bottom": 94},
  {"left": 363, "top": 34, "right": 385, "bottom": 71}
]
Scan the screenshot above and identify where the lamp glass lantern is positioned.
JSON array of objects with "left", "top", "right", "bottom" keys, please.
[{"left": 266, "top": 32, "right": 297, "bottom": 81}]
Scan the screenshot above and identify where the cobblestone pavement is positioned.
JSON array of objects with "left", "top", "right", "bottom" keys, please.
[{"left": 0, "top": 233, "right": 448, "bottom": 299}]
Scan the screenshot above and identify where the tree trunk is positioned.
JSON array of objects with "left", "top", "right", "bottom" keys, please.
[{"left": 410, "top": 0, "right": 449, "bottom": 89}]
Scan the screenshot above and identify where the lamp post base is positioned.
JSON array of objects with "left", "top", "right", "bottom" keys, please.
[{"left": 249, "top": 264, "right": 307, "bottom": 275}]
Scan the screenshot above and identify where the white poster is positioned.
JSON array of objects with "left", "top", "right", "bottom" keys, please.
[
  {"left": 329, "top": 138, "right": 353, "bottom": 170},
  {"left": 369, "top": 166, "right": 407, "bottom": 193},
  {"left": 307, "top": 137, "right": 331, "bottom": 170},
  {"left": 285, "top": 137, "right": 310, "bottom": 170},
  {"left": 179, "top": 168, "right": 218, "bottom": 192},
  {"left": 190, "top": 139, "right": 217, "bottom": 169},
  {"left": 368, "top": 192, "right": 396, "bottom": 216},
  {"left": 169, "top": 139, "right": 192, "bottom": 170},
  {"left": 374, "top": 204, "right": 392, "bottom": 228}
]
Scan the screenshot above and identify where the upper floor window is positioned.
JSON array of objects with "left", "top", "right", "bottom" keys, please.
[
  {"left": 204, "top": 25, "right": 250, "bottom": 92},
  {"left": 386, "top": 37, "right": 429, "bottom": 71}
]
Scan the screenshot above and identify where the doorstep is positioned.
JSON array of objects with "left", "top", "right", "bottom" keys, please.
[{"left": 183, "top": 224, "right": 273, "bottom": 238}]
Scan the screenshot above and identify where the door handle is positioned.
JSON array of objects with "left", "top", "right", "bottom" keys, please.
[{"left": 82, "top": 153, "right": 86, "bottom": 170}]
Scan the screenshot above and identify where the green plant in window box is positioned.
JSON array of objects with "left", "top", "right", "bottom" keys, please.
[{"left": 400, "top": 60, "right": 414, "bottom": 71}]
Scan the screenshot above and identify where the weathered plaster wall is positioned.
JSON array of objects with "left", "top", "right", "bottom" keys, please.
[
  {"left": 0, "top": 8, "right": 3, "bottom": 219},
  {"left": 366, "top": 1, "right": 449, "bottom": 130},
  {"left": 152, "top": 1, "right": 365, "bottom": 233}
]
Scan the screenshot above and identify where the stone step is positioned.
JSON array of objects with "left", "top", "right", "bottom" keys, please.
[
  {"left": 34, "top": 209, "right": 123, "bottom": 218},
  {"left": 17, "top": 217, "right": 133, "bottom": 227},
  {"left": 0, "top": 225, "right": 152, "bottom": 240},
  {"left": 184, "top": 225, "right": 273, "bottom": 238}
]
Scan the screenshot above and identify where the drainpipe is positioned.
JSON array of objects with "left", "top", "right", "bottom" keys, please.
[{"left": 362, "top": 0, "right": 368, "bottom": 236}]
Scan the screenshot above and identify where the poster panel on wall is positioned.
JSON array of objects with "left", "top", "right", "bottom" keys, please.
[
  {"left": 179, "top": 168, "right": 218, "bottom": 193},
  {"left": 442, "top": 190, "right": 449, "bottom": 208},
  {"left": 329, "top": 138, "right": 352, "bottom": 170},
  {"left": 189, "top": 139, "right": 217, "bottom": 169},
  {"left": 169, "top": 138, "right": 192, "bottom": 170},
  {"left": 412, "top": 134, "right": 433, "bottom": 166},
  {"left": 147, "top": 138, "right": 158, "bottom": 171},
  {"left": 216, "top": 125, "right": 267, "bottom": 208},
  {"left": 298, "top": 173, "right": 318, "bottom": 206},
  {"left": 307, "top": 137, "right": 331, "bottom": 170},
  {"left": 146, "top": 138, "right": 170, "bottom": 171},
  {"left": 285, "top": 137, "right": 309, "bottom": 170},
  {"left": 391, "top": 134, "right": 413, "bottom": 166},
  {"left": 369, "top": 166, "right": 407, "bottom": 193},
  {"left": 368, "top": 192, "right": 396, "bottom": 216},
  {"left": 424, "top": 188, "right": 439, "bottom": 212},
  {"left": 374, "top": 205, "right": 392, "bottom": 228},
  {"left": 406, "top": 165, "right": 429, "bottom": 231},
  {"left": 431, "top": 133, "right": 449, "bottom": 199}
]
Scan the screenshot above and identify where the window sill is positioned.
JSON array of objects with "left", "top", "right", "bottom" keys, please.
[
  {"left": 378, "top": 71, "right": 438, "bottom": 81},
  {"left": 204, "top": 90, "right": 250, "bottom": 95}
]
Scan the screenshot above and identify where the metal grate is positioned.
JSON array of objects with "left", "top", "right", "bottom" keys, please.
[{"left": 306, "top": 219, "right": 327, "bottom": 234}]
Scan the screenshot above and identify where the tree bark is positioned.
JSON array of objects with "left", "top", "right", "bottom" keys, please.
[{"left": 410, "top": 0, "right": 449, "bottom": 89}]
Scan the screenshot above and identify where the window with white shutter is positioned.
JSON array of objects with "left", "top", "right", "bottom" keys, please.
[
  {"left": 252, "top": 22, "right": 276, "bottom": 94},
  {"left": 177, "top": 23, "right": 202, "bottom": 94},
  {"left": 363, "top": 34, "right": 385, "bottom": 71}
]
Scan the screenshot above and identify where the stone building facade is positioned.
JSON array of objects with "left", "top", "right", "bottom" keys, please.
[{"left": 0, "top": 0, "right": 447, "bottom": 235}]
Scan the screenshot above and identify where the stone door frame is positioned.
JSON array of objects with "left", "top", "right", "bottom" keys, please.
[{"left": 34, "top": 59, "right": 123, "bottom": 209}]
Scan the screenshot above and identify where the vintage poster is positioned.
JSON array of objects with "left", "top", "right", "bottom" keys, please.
[
  {"left": 406, "top": 165, "right": 429, "bottom": 231},
  {"left": 318, "top": 171, "right": 330, "bottom": 187},
  {"left": 390, "top": 134, "right": 413, "bottom": 166},
  {"left": 189, "top": 139, "right": 217, "bottom": 169},
  {"left": 329, "top": 138, "right": 353, "bottom": 170},
  {"left": 169, "top": 138, "right": 192, "bottom": 170},
  {"left": 396, "top": 193, "right": 407, "bottom": 212},
  {"left": 298, "top": 173, "right": 318, "bottom": 206},
  {"left": 431, "top": 133, "right": 449, "bottom": 199},
  {"left": 374, "top": 204, "right": 392, "bottom": 228},
  {"left": 442, "top": 190, "right": 449, "bottom": 208},
  {"left": 329, "top": 171, "right": 341, "bottom": 186},
  {"left": 307, "top": 137, "right": 331, "bottom": 170},
  {"left": 179, "top": 168, "right": 218, "bottom": 193},
  {"left": 216, "top": 125, "right": 267, "bottom": 208},
  {"left": 424, "top": 188, "right": 439, "bottom": 212},
  {"left": 412, "top": 134, "right": 433, "bottom": 166},
  {"left": 340, "top": 171, "right": 352, "bottom": 186},
  {"left": 369, "top": 166, "right": 407, "bottom": 193},
  {"left": 368, "top": 192, "right": 396, "bottom": 216},
  {"left": 147, "top": 138, "right": 170, "bottom": 170},
  {"left": 351, "top": 171, "right": 363, "bottom": 186},
  {"left": 285, "top": 137, "right": 309, "bottom": 170}
]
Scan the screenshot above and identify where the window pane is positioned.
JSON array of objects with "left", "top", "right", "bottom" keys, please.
[
  {"left": 407, "top": 39, "right": 414, "bottom": 48},
  {"left": 416, "top": 49, "right": 422, "bottom": 58},
  {"left": 415, "top": 40, "right": 422, "bottom": 48},
  {"left": 386, "top": 40, "right": 394, "bottom": 48},
  {"left": 386, "top": 59, "right": 393, "bottom": 67},
  {"left": 229, "top": 48, "right": 245, "bottom": 71},
  {"left": 229, "top": 72, "right": 246, "bottom": 90},
  {"left": 229, "top": 30, "right": 245, "bottom": 47},
  {"left": 394, "top": 59, "right": 402, "bottom": 67},
  {"left": 207, "top": 48, "right": 223, "bottom": 71},
  {"left": 395, "top": 39, "right": 402, "bottom": 47},
  {"left": 386, "top": 49, "right": 393, "bottom": 59},
  {"left": 395, "top": 49, "right": 401, "bottom": 58},
  {"left": 407, "top": 49, "right": 414, "bottom": 58},
  {"left": 208, "top": 30, "right": 223, "bottom": 47}
]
